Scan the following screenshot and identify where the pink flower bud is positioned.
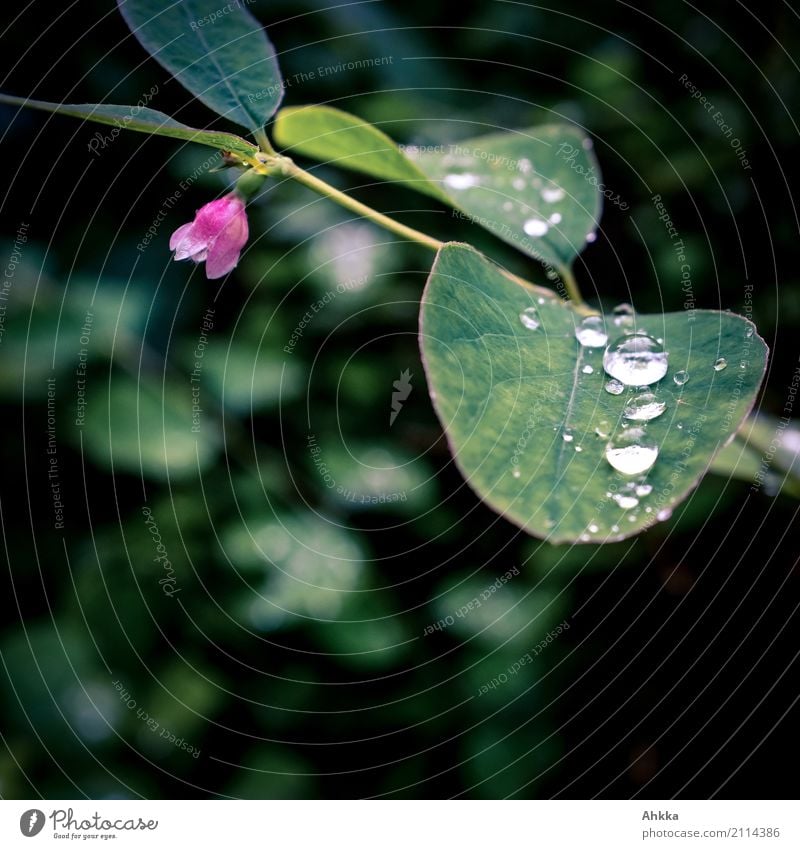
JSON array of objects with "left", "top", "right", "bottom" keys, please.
[{"left": 169, "top": 192, "right": 249, "bottom": 279}]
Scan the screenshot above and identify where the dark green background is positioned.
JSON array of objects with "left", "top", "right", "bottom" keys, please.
[{"left": 0, "top": 0, "right": 797, "bottom": 798}]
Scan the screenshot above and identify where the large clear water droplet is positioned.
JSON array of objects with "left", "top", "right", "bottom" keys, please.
[
  {"left": 713, "top": 358, "right": 728, "bottom": 371},
  {"left": 604, "top": 378, "right": 625, "bottom": 395},
  {"left": 605, "top": 428, "right": 659, "bottom": 475},
  {"left": 575, "top": 315, "right": 608, "bottom": 347},
  {"left": 603, "top": 334, "right": 669, "bottom": 386},
  {"left": 673, "top": 370, "right": 690, "bottom": 386},
  {"left": 623, "top": 391, "right": 667, "bottom": 422},
  {"left": 519, "top": 307, "right": 540, "bottom": 330}
]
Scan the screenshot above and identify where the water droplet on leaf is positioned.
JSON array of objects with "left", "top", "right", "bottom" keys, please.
[
  {"left": 604, "top": 378, "right": 625, "bottom": 395},
  {"left": 673, "top": 370, "right": 690, "bottom": 386},
  {"left": 444, "top": 173, "right": 480, "bottom": 190},
  {"left": 541, "top": 186, "right": 565, "bottom": 203},
  {"left": 623, "top": 391, "right": 667, "bottom": 422},
  {"left": 603, "top": 334, "right": 669, "bottom": 386},
  {"left": 523, "top": 218, "right": 549, "bottom": 237},
  {"left": 582, "top": 364, "right": 594, "bottom": 374},
  {"left": 519, "top": 307, "right": 540, "bottom": 330},
  {"left": 605, "top": 428, "right": 659, "bottom": 475},
  {"left": 613, "top": 492, "right": 640, "bottom": 509},
  {"left": 713, "top": 358, "right": 727, "bottom": 371},
  {"left": 575, "top": 315, "right": 608, "bottom": 347}
]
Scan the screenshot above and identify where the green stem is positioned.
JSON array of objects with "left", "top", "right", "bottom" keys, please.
[
  {"left": 254, "top": 139, "right": 579, "bottom": 304},
  {"left": 254, "top": 128, "right": 276, "bottom": 156},
  {"left": 282, "top": 160, "right": 444, "bottom": 252},
  {"left": 556, "top": 262, "right": 586, "bottom": 308}
]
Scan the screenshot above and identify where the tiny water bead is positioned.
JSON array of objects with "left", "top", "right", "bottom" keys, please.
[
  {"left": 595, "top": 421, "right": 611, "bottom": 438},
  {"left": 519, "top": 307, "right": 540, "bottom": 330},
  {"left": 713, "top": 358, "right": 728, "bottom": 371},
  {"left": 604, "top": 378, "right": 625, "bottom": 395},
  {"left": 603, "top": 334, "right": 669, "bottom": 386},
  {"left": 623, "top": 391, "right": 667, "bottom": 422},
  {"left": 549, "top": 212, "right": 562, "bottom": 225},
  {"left": 605, "top": 428, "right": 659, "bottom": 475},
  {"left": 443, "top": 173, "right": 480, "bottom": 190},
  {"left": 582, "top": 365, "right": 594, "bottom": 375},
  {"left": 575, "top": 315, "right": 608, "bottom": 348},
  {"left": 612, "top": 303, "right": 635, "bottom": 328},
  {"left": 562, "top": 432, "right": 574, "bottom": 443},
  {"left": 673, "top": 370, "right": 690, "bottom": 386},
  {"left": 523, "top": 217, "right": 549, "bottom": 237},
  {"left": 613, "top": 492, "right": 639, "bottom": 509},
  {"left": 541, "top": 186, "right": 565, "bottom": 203},
  {"left": 635, "top": 483, "right": 653, "bottom": 497},
  {"left": 512, "top": 467, "right": 521, "bottom": 479}
]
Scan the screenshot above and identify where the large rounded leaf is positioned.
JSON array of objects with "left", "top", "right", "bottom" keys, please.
[{"left": 420, "top": 244, "right": 768, "bottom": 543}]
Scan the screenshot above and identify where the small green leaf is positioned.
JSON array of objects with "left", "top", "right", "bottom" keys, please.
[
  {"left": 273, "top": 105, "right": 447, "bottom": 201},
  {"left": 274, "top": 105, "right": 600, "bottom": 268},
  {"left": 420, "top": 244, "right": 768, "bottom": 543},
  {"left": 117, "top": 0, "right": 283, "bottom": 131},
  {"left": 410, "top": 125, "right": 602, "bottom": 269},
  {"left": 0, "top": 94, "right": 258, "bottom": 156},
  {"left": 710, "top": 415, "right": 800, "bottom": 498}
]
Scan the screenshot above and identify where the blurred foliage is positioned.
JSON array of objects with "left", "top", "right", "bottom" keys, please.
[{"left": 0, "top": 0, "right": 798, "bottom": 799}]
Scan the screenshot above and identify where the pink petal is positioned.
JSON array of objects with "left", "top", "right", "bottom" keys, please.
[
  {"left": 169, "top": 222, "right": 194, "bottom": 251},
  {"left": 204, "top": 213, "right": 248, "bottom": 279},
  {"left": 193, "top": 195, "right": 244, "bottom": 236},
  {"left": 171, "top": 222, "right": 211, "bottom": 261}
]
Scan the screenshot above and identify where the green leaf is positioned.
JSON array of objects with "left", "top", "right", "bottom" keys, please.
[
  {"left": 273, "top": 106, "right": 448, "bottom": 202},
  {"left": 273, "top": 105, "right": 601, "bottom": 268},
  {"left": 0, "top": 94, "right": 258, "bottom": 156},
  {"left": 709, "top": 415, "right": 800, "bottom": 498},
  {"left": 117, "top": 0, "right": 283, "bottom": 131},
  {"left": 420, "top": 243, "right": 768, "bottom": 543},
  {"left": 409, "top": 125, "right": 601, "bottom": 269}
]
